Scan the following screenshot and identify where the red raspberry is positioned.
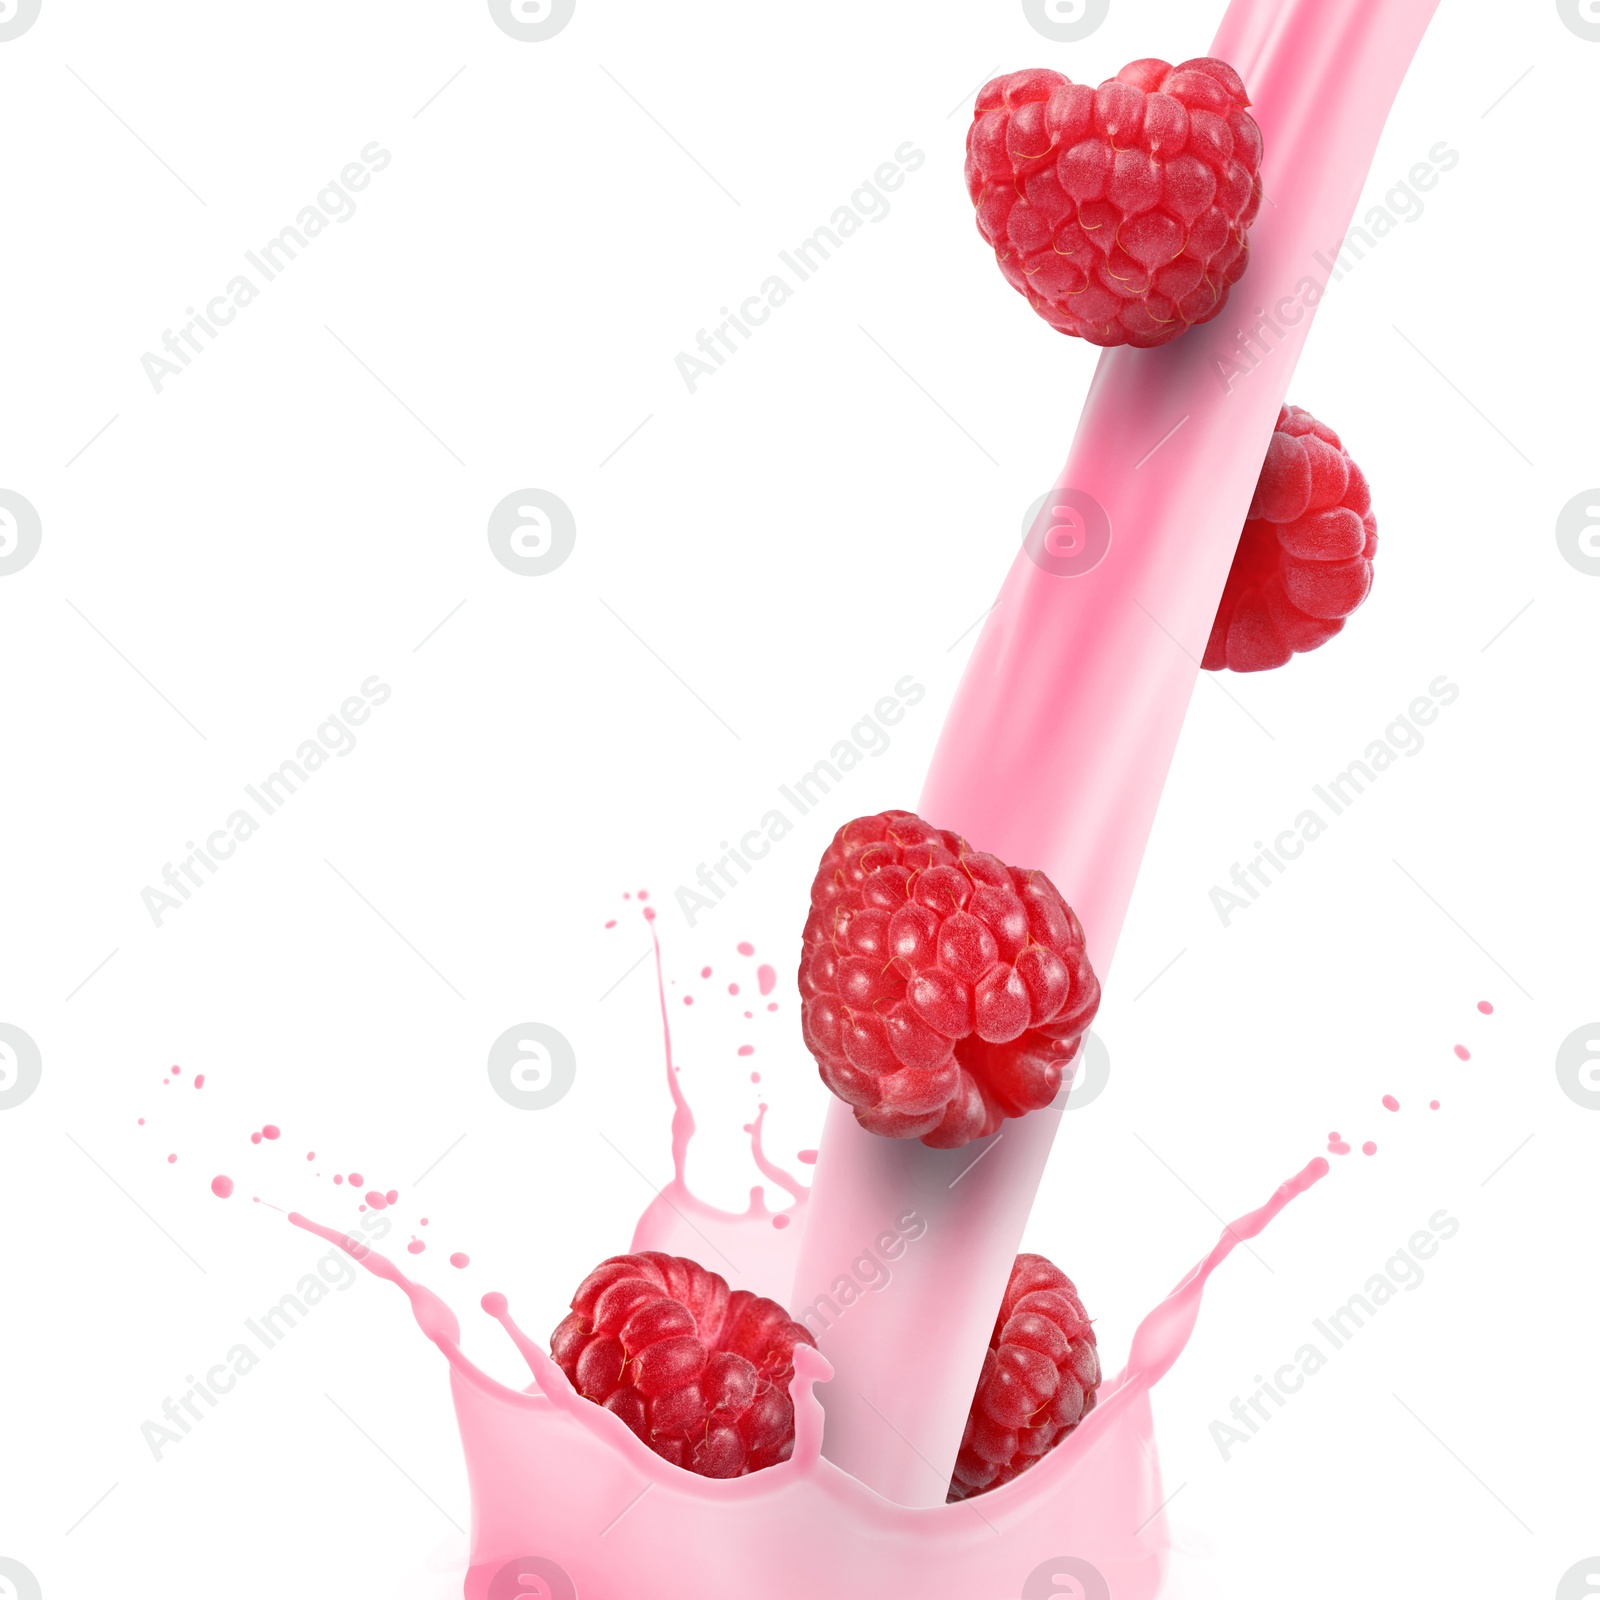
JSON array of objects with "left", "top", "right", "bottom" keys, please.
[
  {"left": 550, "top": 1251, "right": 814, "bottom": 1478},
  {"left": 966, "top": 59, "right": 1264, "bottom": 348},
  {"left": 949, "top": 1253, "right": 1101, "bottom": 1502},
  {"left": 1204, "top": 404, "right": 1377, "bottom": 672},
  {"left": 799, "top": 810, "right": 1100, "bottom": 1150}
]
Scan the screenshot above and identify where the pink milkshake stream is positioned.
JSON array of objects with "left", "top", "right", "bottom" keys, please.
[{"left": 793, "top": 0, "right": 1441, "bottom": 1505}]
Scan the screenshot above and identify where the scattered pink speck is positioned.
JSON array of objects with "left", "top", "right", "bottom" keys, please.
[
  {"left": 1327, "top": 1132, "right": 1351, "bottom": 1155},
  {"left": 638, "top": 889, "right": 649, "bottom": 900},
  {"left": 700, "top": 966, "right": 712, "bottom": 979},
  {"left": 211, "top": 1175, "right": 234, "bottom": 1198},
  {"left": 743, "top": 1011, "right": 753, "bottom": 1019},
  {"left": 167, "top": 1153, "right": 177, "bottom": 1164},
  {"left": 250, "top": 1132, "right": 262, "bottom": 1145},
  {"left": 605, "top": 919, "right": 617, "bottom": 929},
  {"left": 333, "top": 1174, "right": 344, "bottom": 1185},
  {"left": 171, "top": 1066, "right": 182, "bottom": 1076},
  {"left": 450, "top": 1252, "right": 470, "bottom": 1269},
  {"left": 798, "top": 1149, "right": 818, "bottom": 1165},
  {"left": 750, "top": 1072, "right": 760, "bottom": 1083},
  {"left": 728, "top": 983, "right": 740, "bottom": 995},
  {"left": 737, "top": 1045, "right": 754, "bottom": 1057},
  {"left": 193, "top": 1074, "right": 205, "bottom": 1089},
  {"left": 349, "top": 1172, "right": 363, "bottom": 1186},
  {"left": 306, "top": 1151, "right": 315, "bottom": 1161},
  {"left": 1430, "top": 1100, "right": 1440, "bottom": 1110},
  {"left": 1454, "top": 1045, "right": 1470, "bottom": 1061},
  {"left": 407, "top": 1238, "right": 426, "bottom": 1255},
  {"left": 138, "top": 1118, "right": 145, "bottom": 1126},
  {"left": 757, "top": 964, "right": 777, "bottom": 996},
  {"left": 644, "top": 906, "right": 657, "bottom": 922},
  {"left": 766, "top": 1002, "right": 778, "bottom": 1012},
  {"left": 772, "top": 1214, "right": 790, "bottom": 1230},
  {"left": 420, "top": 1217, "right": 429, "bottom": 1226},
  {"left": 386, "top": 1189, "right": 398, "bottom": 1205},
  {"left": 1477, "top": 1000, "right": 1494, "bottom": 1014},
  {"left": 1382, "top": 1095, "right": 1399, "bottom": 1112},
  {"left": 682, "top": 995, "right": 694, "bottom": 1006},
  {"left": 262, "top": 1125, "right": 280, "bottom": 1140},
  {"left": 1362, "top": 1141, "right": 1377, "bottom": 1156},
  {"left": 366, "top": 1191, "right": 387, "bottom": 1209}
]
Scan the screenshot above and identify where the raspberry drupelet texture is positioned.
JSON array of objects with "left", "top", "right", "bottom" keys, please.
[
  {"left": 1204, "top": 404, "right": 1377, "bottom": 672},
  {"left": 551, "top": 1251, "right": 814, "bottom": 1479},
  {"left": 966, "top": 59, "right": 1264, "bottom": 348},
  {"left": 799, "top": 810, "right": 1100, "bottom": 1150},
  {"left": 949, "top": 1253, "right": 1101, "bottom": 1502}
]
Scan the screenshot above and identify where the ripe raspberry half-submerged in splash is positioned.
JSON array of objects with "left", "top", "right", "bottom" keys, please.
[
  {"left": 966, "top": 58, "right": 1264, "bottom": 348},
  {"left": 552, "top": 1251, "right": 814, "bottom": 1478},
  {"left": 1205, "top": 404, "right": 1378, "bottom": 671},
  {"left": 799, "top": 810, "right": 1100, "bottom": 1149},
  {"left": 950, "top": 1252, "right": 1101, "bottom": 1501}
]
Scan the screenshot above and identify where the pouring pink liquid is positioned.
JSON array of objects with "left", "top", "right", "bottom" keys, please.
[{"left": 268, "top": 0, "right": 1444, "bottom": 1589}]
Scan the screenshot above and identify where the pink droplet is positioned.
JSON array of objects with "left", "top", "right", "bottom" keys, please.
[
  {"left": 1454, "top": 1045, "right": 1470, "bottom": 1061},
  {"left": 193, "top": 1074, "right": 205, "bottom": 1089},
  {"left": 167, "top": 1153, "right": 177, "bottom": 1164},
  {"left": 348, "top": 1172, "right": 363, "bottom": 1186},
  {"left": 737, "top": 1045, "right": 754, "bottom": 1057},
  {"left": 1477, "top": 1000, "right": 1494, "bottom": 1014},
  {"left": 743, "top": 1011, "right": 753, "bottom": 1019},
  {"left": 366, "top": 1191, "right": 387, "bottom": 1209},
  {"left": 737, "top": 941, "right": 755, "bottom": 957},
  {"left": 482, "top": 1292, "right": 508, "bottom": 1316},
  {"left": 757, "top": 964, "right": 777, "bottom": 996},
  {"left": 250, "top": 1132, "right": 262, "bottom": 1145},
  {"left": 700, "top": 966, "right": 712, "bottom": 979},
  {"left": 1382, "top": 1095, "right": 1399, "bottom": 1112},
  {"left": 750, "top": 1072, "right": 760, "bottom": 1083},
  {"left": 211, "top": 1175, "right": 234, "bottom": 1198},
  {"left": 604, "top": 919, "right": 617, "bottom": 929},
  {"left": 1362, "top": 1141, "right": 1377, "bottom": 1156},
  {"left": 450, "top": 1252, "right": 470, "bottom": 1269},
  {"left": 138, "top": 1118, "right": 145, "bottom": 1126},
  {"left": 1328, "top": 1133, "right": 1351, "bottom": 1155},
  {"left": 171, "top": 1066, "right": 182, "bottom": 1076},
  {"left": 766, "top": 1002, "right": 778, "bottom": 1012},
  {"left": 644, "top": 906, "right": 657, "bottom": 922},
  {"left": 638, "top": 889, "right": 649, "bottom": 901},
  {"left": 386, "top": 1189, "right": 398, "bottom": 1206},
  {"left": 772, "top": 1214, "right": 790, "bottom": 1230},
  {"left": 262, "top": 1125, "right": 280, "bottom": 1140},
  {"left": 682, "top": 995, "right": 694, "bottom": 1006},
  {"left": 306, "top": 1151, "right": 315, "bottom": 1161},
  {"left": 798, "top": 1149, "right": 818, "bottom": 1165},
  {"left": 728, "top": 983, "right": 740, "bottom": 995},
  {"left": 333, "top": 1174, "right": 344, "bottom": 1185},
  {"left": 420, "top": 1217, "right": 429, "bottom": 1226},
  {"left": 407, "top": 1238, "right": 425, "bottom": 1255},
  {"left": 1430, "top": 1100, "right": 1440, "bottom": 1110}
]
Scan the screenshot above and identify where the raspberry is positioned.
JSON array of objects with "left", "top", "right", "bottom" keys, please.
[
  {"left": 949, "top": 1253, "right": 1101, "bottom": 1501},
  {"left": 1204, "top": 405, "right": 1377, "bottom": 672},
  {"left": 799, "top": 810, "right": 1100, "bottom": 1150},
  {"left": 550, "top": 1252, "right": 814, "bottom": 1478},
  {"left": 966, "top": 59, "right": 1264, "bottom": 348}
]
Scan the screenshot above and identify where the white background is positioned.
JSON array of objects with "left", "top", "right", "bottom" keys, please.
[{"left": 1, "top": 2, "right": 1596, "bottom": 1597}]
